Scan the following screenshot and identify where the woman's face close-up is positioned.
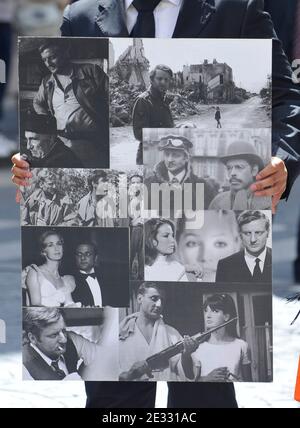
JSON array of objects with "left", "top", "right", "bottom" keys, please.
[
  {"left": 204, "top": 305, "right": 229, "bottom": 331},
  {"left": 42, "top": 234, "right": 64, "bottom": 261},
  {"left": 179, "top": 213, "right": 240, "bottom": 278},
  {"left": 154, "top": 223, "right": 176, "bottom": 256}
]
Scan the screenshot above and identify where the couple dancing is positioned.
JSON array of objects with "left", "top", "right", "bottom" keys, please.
[{"left": 23, "top": 230, "right": 104, "bottom": 308}]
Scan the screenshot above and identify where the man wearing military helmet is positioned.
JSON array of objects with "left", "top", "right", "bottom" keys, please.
[{"left": 209, "top": 141, "right": 271, "bottom": 210}]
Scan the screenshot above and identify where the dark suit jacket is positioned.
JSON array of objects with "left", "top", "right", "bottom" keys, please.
[
  {"left": 72, "top": 265, "right": 129, "bottom": 308},
  {"left": 61, "top": 0, "right": 300, "bottom": 200},
  {"left": 264, "top": 0, "right": 297, "bottom": 62},
  {"left": 23, "top": 337, "right": 79, "bottom": 380},
  {"left": 216, "top": 247, "right": 272, "bottom": 283}
]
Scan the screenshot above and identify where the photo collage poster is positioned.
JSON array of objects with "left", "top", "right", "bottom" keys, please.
[{"left": 19, "top": 37, "right": 273, "bottom": 382}]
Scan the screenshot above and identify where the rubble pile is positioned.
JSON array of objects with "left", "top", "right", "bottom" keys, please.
[
  {"left": 110, "top": 78, "right": 142, "bottom": 127},
  {"left": 110, "top": 78, "right": 205, "bottom": 127}
]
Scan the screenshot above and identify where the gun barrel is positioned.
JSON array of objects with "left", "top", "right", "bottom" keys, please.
[{"left": 146, "top": 317, "right": 238, "bottom": 370}]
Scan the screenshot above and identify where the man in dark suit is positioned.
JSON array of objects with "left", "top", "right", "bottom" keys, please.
[
  {"left": 216, "top": 211, "right": 272, "bottom": 283},
  {"left": 264, "top": 0, "right": 298, "bottom": 63},
  {"left": 11, "top": 0, "right": 300, "bottom": 410},
  {"left": 264, "top": 0, "right": 300, "bottom": 283},
  {"left": 72, "top": 241, "right": 127, "bottom": 308},
  {"left": 23, "top": 307, "right": 97, "bottom": 380}
]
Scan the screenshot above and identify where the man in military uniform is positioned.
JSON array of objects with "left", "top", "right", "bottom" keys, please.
[
  {"left": 133, "top": 64, "right": 174, "bottom": 165},
  {"left": 21, "top": 170, "right": 75, "bottom": 226},
  {"left": 209, "top": 141, "right": 271, "bottom": 210}
]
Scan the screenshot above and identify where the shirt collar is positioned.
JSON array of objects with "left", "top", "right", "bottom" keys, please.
[
  {"left": 30, "top": 343, "right": 64, "bottom": 367},
  {"left": 168, "top": 169, "right": 186, "bottom": 183},
  {"left": 244, "top": 247, "right": 267, "bottom": 264},
  {"left": 125, "top": 0, "right": 181, "bottom": 10},
  {"left": 80, "top": 268, "right": 96, "bottom": 275}
]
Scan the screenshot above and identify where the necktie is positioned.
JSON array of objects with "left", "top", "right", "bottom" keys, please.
[
  {"left": 294, "top": 1, "right": 300, "bottom": 61},
  {"left": 130, "top": 0, "right": 162, "bottom": 38},
  {"left": 51, "top": 360, "right": 66, "bottom": 379},
  {"left": 252, "top": 258, "right": 262, "bottom": 281},
  {"left": 82, "top": 272, "right": 97, "bottom": 280}
]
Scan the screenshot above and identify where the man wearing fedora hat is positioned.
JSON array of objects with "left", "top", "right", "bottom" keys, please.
[
  {"left": 145, "top": 134, "right": 215, "bottom": 215},
  {"left": 209, "top": 141, "right": 271, "bottom": 210},
  {"left": 22, "top": 112, "right": 83, "bottom": 168}
]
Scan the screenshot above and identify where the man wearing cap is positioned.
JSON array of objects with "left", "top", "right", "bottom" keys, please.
[
  {"left": 133, "top": 64, "right": 175, "bottom": 165},
  {"left": 22, "top": 112, "right": 83, "bottom": 168},
  {"left": 145, "top": 134, "right": 214, "bottom": 216},
  {"left": 209, "top": 141, "right": 271, "bottom": 210},
  {"left": 216, "top": 211, "right": 272, "bottom": 283},
  {"left": 21, "top": 170, "right": 76, "bottom": 227}
]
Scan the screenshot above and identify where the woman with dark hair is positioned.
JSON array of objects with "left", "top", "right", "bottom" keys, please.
[
  {"left": 144, "top": 218, "right": 188, "bottom": 282},
  {"left": 24, "top": 230, "right": 78, "bottom": 307},
  {"left": 188, "top": 294, "right": 252, "bottom": 382}
]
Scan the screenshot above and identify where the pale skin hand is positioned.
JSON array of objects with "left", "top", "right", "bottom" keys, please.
[
  {"left": 250, "top": 157, "right": 288, "bottom": 214},
  {"left": 11, "top": 154, "right": 32, "bottom": 203},
  {"left": 11, "top": 154, "right": 288, "bottom": 212},
  {"left": 119, "top": 361, "right": 153, "bottom": 381}
]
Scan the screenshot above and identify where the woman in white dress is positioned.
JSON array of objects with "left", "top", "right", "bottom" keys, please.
[
  {"left": 25, "top": 230, "right": 78, "bottom": 307},
  {"left": 186, "top": 294, "right": 252, "bottom": 382},
  {"left": 144, "top": 218, "right": 188, "bottom": 282}
]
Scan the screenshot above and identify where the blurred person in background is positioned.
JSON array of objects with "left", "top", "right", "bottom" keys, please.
[
  {"left": 16, "top": 0, "right": 69, "bottom": 36},
  {"left": 0, "top": 0, "right": 18, "bottom": 158},
  {"left": 264, "top": 0, "right": 300, "bottom": 283}
]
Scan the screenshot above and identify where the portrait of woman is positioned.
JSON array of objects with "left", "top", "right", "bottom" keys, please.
[
  {"left": 178, "top": 211, "right": 241, "bottom": 282},
  {"left": 23, "top": 230, "right": 79, "bottom": 307},
  {"left": 188, "top": 294, "right": 252, "bottom": 382},
  {"left": 144, "top": 218, "right": 188, "bottom": 282}
]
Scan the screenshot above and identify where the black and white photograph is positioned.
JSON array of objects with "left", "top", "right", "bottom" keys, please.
[
  {"left": 109, "top": 38, "right": 272, "bottom": 170},
  {"left": 19, "top": 37, "right": 109, "bottom": 168},
  {"left": 143, "top": 128, "right": 271, "bottom": 214},
  {"left": 20, "top": 168, "right": 129, "bottom": 228},
  {"left": 144, "top": 211, "right": 272, "bottom": 284},
  {"left": 128, "top": 169, "right": 144, "bottom": 281},
  {"left": 119, "top": 281, "right": 272, "bottom": 383},
  {"left": 22, "top": 307, "right": 119, "bottom": 381},
  {"left": 21, "top": 226, "right": 130, "bottom": 308}
]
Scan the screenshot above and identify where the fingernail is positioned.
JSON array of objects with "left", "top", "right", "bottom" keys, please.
[{"left": 250, "top": 184, "right": 256, "bottom": 191}]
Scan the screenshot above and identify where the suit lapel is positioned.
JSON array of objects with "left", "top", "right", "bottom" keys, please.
[
  {"left": 76, "top": 274, "right": 95, "bottom": 306},
  {"left": 173, "top": 0, "right": 216, "bottom": 38},
  {"left": 96, "top": 0, "right": 129, "bottom": 37}
]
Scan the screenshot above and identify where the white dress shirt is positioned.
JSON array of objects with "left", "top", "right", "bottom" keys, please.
[
  {"left": 125, "top": 0, "right": 183, "bottom": 38},
  {"left": 23, "top": 332, "right": 97, "bottom": 380},
  {"left": 168, "top": 169, "right": 186, "bottom": 184},
  {"left": 244, "top": 247, "right": 267, "bottom": 276},
  {"left": 80, "top": 269, "right": 103, "bottom": 307}
]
